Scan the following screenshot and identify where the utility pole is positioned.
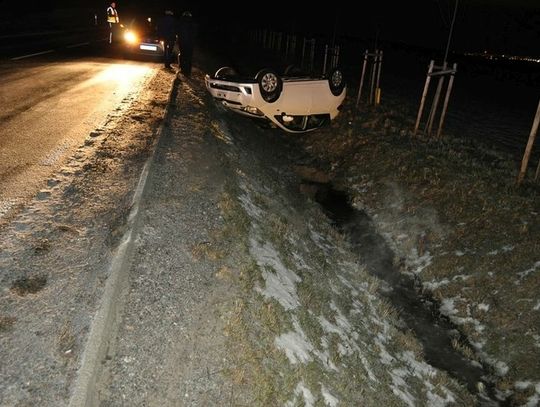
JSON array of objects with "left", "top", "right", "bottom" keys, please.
[{"left": 444, "top": 0, "right": 459, "bottom": 63}]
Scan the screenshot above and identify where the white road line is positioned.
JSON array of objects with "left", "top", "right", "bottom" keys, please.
[
  {"left": 11, "top": 49, "right": 55, "bottom": 60},
  {"left": 66, "top": 42, "right": 90, "bottom": 49}
]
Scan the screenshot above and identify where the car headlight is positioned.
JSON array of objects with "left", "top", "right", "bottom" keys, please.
[{"left": 124, "top": 30, "right": 138, "bottom": 44}]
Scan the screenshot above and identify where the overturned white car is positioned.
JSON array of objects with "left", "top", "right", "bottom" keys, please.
[{"left": 204, "top": 66, "right": 346, "bottom": 133}]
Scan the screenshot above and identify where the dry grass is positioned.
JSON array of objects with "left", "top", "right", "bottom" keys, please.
[
  {"left": 57, "top": 321, "right": 76, "bottom": 355},
  {"left": 296, "top": 100, "right": 540, "bottom": 403},
  {"left": 0, "top": 315, "right": 16, "bottom": 332}
]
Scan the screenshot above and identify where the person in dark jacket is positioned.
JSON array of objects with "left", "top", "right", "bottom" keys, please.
[
  {"left": 157, "top": 10, "right": 178, "bottom": 69},
  {"left": 177, "top": 11, "right": 197, "bottom": 76}
]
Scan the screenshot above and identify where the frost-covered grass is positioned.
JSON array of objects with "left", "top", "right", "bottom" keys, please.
[
  {"left": 211, "top": 120, "right": 474, "bottom": 405},
  {"left": 296, "top": 97, "right": 540, "bottom": 405}
]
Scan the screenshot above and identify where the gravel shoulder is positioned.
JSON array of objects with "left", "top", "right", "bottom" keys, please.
[{"left": 0, "top": 67, "right": 176, "bottom": 406}]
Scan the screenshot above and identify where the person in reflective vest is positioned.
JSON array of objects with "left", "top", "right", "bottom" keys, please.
[{"left": 107, "top": 2, "right": 119, "bottom": 44}]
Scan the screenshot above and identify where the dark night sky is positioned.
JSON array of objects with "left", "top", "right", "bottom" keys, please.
[{"left": 0, "top": 0, "right": 539, "bottom": 55}]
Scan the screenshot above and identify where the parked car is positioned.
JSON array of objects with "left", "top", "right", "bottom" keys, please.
[
  {"left": 205, "top": 66, "right": 346, "bottom": 133},
  {"left": 119, "top": 15, "right": 167, "bottom": 58}
]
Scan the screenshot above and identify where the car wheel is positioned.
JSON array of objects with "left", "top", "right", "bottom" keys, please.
[
  {"left": 255, "top": 69, "right": 282, "bottom": 103},
  {"left": 328, "top": 68, "right": 345, "bottom": 96},
  {"left": 214, "top": 66, "right": 237, "bottom": 79}
]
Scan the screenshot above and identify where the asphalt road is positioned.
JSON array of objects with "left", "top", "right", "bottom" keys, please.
[{"left": 0, "top": 39, "right": 160, "bottom": 220}]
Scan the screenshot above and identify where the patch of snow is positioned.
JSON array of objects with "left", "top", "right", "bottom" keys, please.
[
  {"left": 317, "top": 305, "right": 357, "bottom": 355},
  {"left": 440, "top": 298, "right": 486, "bottom": 334},
  {"left": 337, "top": 275, "right": 359, "bottom": 297},
  {"left": 308, "top": 224, "right": 332, "bottom": 255},
  {"left": 516, "top": 261, "right": 540, "bottom": 283},
  {"left": 477, "top": 303, "right": 490, "bottom": 312},
  {"left": 317, "top": 304, "right": 378, "bottom": 377},
  {"left": 440, "top": 298, "right": 458, "bottom": 316},
  {"left": 292, "top": 250, "right": 310, "bottom": 271},
  {"left": 250, "top": 238, "right": 301, "bottom": 310},
  {"left": 376, "top": 336, "right": 394, "bottom": 365},
  {"left": 401, "top": 351, "right": 436, "bottom": 378},
  {"left": 453, "top": 274, "right": 471, "bottom": 282},
  {"left": 275, "top": 318, "right": 314, "bottom": 364},
  {"left": 487, "top": 244, "right": 516, "bottom": 256},
  {"left": 359, "top": 354, "right": 378, "bottom": 383},
  {"left": 515, "top": 381, "right": 540, "bottom": 407},
  {"left": 238, "top": 190, "right": 263, "bottom": 220},
  {"left": 515, "top": 381, "right": 533, "bottom": 390},
  {"left": 321, "top": 384, "right": 339, "bottom": 407},
  {"left": 424, "top": 274, "right": 470, "bottom": 291},
  {"left": 313, "top": 335, "right": 339, "bottom": 371},
  {"left": 533, "top": 301, "right": 540, "bottom": 311},
  {"left": 533, "top": 334, "right": 540, "bottom": 349},
  {"left": 470, "top": 339, "right": 487, "bottom": 350},
  {"left": 285, "top": 382, "right": 315, "bottom": 407},
  {"left": 455, "top": 250, "right": 465, "bottom": 256},
  {"left": 426, "top": 388, "right": 456, "bottom": 406},
  {"left": 494, "top": 360, "right": 509, "bottom": 376},
  {"left": 480, "top": 355, "right": 510, "bottom": 377},
  {"left": 423, "top": 278, "right": 450, "bottom": 290},
  {"left": 391, "top": 352, "right": 456, "bottom": 406},
  {"left": 407, "top": 248, "right": 432, "bottom": 274},
  {"left": 390, "top": 368, "right": 416, "bottom": 407}
]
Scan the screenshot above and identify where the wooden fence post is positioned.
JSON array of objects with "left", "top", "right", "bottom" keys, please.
[
  {"left": 517, "top": 98, "right": 540, "bottom": 185},
  {"left": 375, "top": 51, "right": 383, "bottom": 105},
  {"left": 369, "top": 52, "right": 377, "bottom": 104},
  {"left": 436, "top": 63, "right": 457, "bottom": 139},
  {"left": 414, "top": 60, "right": 434, "bottom": 135},
  {"left": 426, "top": 62, "right": 447, "bottom": 136},
  {"left": 356, "top": 50, "right": 368, "bottom": 108}
]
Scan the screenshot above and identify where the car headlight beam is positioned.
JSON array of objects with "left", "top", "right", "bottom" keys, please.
[{"left": 124, "top": 30, "right": 138, "bottom": 44}]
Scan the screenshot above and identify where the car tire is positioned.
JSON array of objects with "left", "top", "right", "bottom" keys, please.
[
  {"left": 255, "top": 69, "right": 282, "bottom": 103},
  {"left": 214, "top": 66, "right": 237, "bottom": 79},
  {"left": 328, "top": 68, "right": 345, "bottom": 96}
]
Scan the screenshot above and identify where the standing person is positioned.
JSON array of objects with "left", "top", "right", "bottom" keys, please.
[
  {"left": 178, "top": 11, "right": 197, "bottom": 77},
  {"left": 157, "top": 10, "right": 178, "bottom": 70},
  {"left": 107, "top": 2, "right": 120, "bottom": 44}
]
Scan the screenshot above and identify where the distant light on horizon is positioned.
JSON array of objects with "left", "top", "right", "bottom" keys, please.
[{"left": 464, "top": 51, "right": 540, "bottom": 63}]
